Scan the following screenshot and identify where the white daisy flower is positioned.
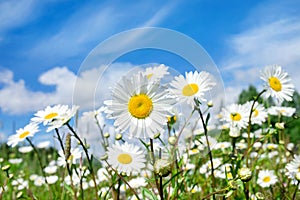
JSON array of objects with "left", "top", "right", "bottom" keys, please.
[
  {"left": 195, "top": 135, "right": 218, "bottom": 150},
  {"left": 18, "top": 146, "right": 33, "bottom": 153},
  {"left": 57, "top": 147, "right": 82, "bottom": 167},
  {"left": 143, "top": 64, "right": 169, "bottom": 82},
  {"left": 36, "top": 141, "right": 51, "bottom": 149},
  {"left": 170, "top": 71, "right": 216, "bottom": 106},
  {"left": 257, "top": 169, "right": 278, "bottom": 188},
  {"left": 33, "top": 176, "right": 45, "bottom": 187},
  {"left": 268, "top": 106, "right": 296, "bottom": 117},
  {"left": 7, "top": 123, "right": 39, "bottom": 147},
  {"left": 31, "top": 105, "right": 69, "bottom": 125},
  {"left": 285, "top": 155, "right": 300, "bottom": 184},
  {"left": 199, "top": 158, "right": 222, "bottom": 175},
  {"left": 106, "top": 142, "right": 146, "bottom": 174},
  {"left": 244, "top": 101, "right": 268, "bottom": 125},
  {"left": 47, "top": 105, "right": 79, "bottom": 132},
  {"left": 260, "top": 65, "right": 294, "bottom": 104},
  {"left": 46, "top": 175, "right": 59, "bottom": 184},
  {"left": 8, "top": 158, "right": 23, "bottom": 164},
  {"left": 105, "top": 73, "right": 174, "bottom": 139},
  {"left": 215, "top": 142, "right": 231, "bottom": 150},
  {"left": 127, "top": 177, "right": 148, "bottom": 188},
  {"left": 220, "top": 103, "right": 249, "bottom": 129}
]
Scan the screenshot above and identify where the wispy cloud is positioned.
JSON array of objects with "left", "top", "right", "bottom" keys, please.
[
  {"left": 28, "top": 1, "right": 177, "bottom": 63},
  {"left": 0, "top": 0, "right": 36, "bottom": 33},
  {"left": 220, "top": 1, "right": 300, "bottom": 99}
]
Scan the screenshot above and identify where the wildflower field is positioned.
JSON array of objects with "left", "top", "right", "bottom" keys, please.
[{"left": 1, "top": 64, "right": 300, "bottom": 200}]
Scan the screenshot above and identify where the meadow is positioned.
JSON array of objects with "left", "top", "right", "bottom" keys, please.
[{"left": 0, "top": 64, "right": 299, "bottom": 200}]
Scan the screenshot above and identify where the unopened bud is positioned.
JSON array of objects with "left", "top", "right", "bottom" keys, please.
[
  {"left": 207, "top": 101, "right": 213, "bottom": 107},
  {"left": 1, "top": 165, "right": 10, "bottom": 171},
  {"left": 115, "top": 133, "right": 122, "bottom": 140},
  {"left": 275, "top": 122, "right": 285, "bottom": 130},
  {"left": 104, "top": 132, "right": 110, "bottom": 138},
  {"left": 100, "top": 154, "right": 108, "bottom": 161},
  {"left": 238, "top": 167, "right": 252, "bottom": 182},
  {"left": 168, "top": 136, "right": 177, "bottom": 145},
  {"left": 154, "top": 159, "right": 171, "bottom": 177},
  {"left": 255, "top": 192, "right": 265, "bottom": 200},
  {"left": 154, "top": 133, "right": 160, "bottom": 139}
]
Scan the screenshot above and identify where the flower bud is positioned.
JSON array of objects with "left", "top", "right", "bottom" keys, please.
[
  {"left": 207, "top": 101, "right": 213, "bottom": 107},
  {"left": 238, "top": 167, "right": 252, "bottom": 182},
  {"left": 275, "top": 122, "right": 285, "bottom": 130},
  {"left": 115, "top": 133, "right": 122, "bottom": 140},
  {"left": 1, "top": 165, "right": 10, "bottom": 171},
  {"left": 104, "top": 132, "right": 110, "bottom": 138},
  {"left": 255, "top": 192, "right": 265, "bottom": 200},
  {"left": 100, "top": 154, "right": 108, "bottom": 161},
  {"left": 154, "top": 159, "right": 171, "bottom": 177},
  {"left": 154, "top": 133, "right": 160, "bottom": 139},
  {"left": 168, "top": 136, "right": 177, "bottom": 145}
]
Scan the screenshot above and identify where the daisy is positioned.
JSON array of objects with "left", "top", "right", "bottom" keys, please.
[
  {"left": 47, "top": 105, "right": 79, "bottom": 132},
  {"left": 127, "top": 177, "right": 147, "bottom": 189},
  {"left": 285, "top": 155, "right": 300, "bottom": 184},
  {"left": 7, "top": 123, "right": 39, "bottom": 147},
  {"left": 170, "top": 71, "right": 216, "bottom": 106},
  {"left": 244, "top": 101, "right": 268, "bottom": 125},
  {"left": 18, "top": 146, "right": 33, "bottom": 153},
  {"left": 257, "top": 170, "right": 278, "bottom": 188},
  {"left": 143, "top": 64, "right": 169, "bottom": 82},
  {"left": 31, "top": 105, "right": 69, "bottom": 125},
  {"left": 220, "top": 103, "right": 249, "bottom": 129},
  {"left": 268, "top": 106, "right": 296, "bottom": 117},
  {"left": 106, "top": 142, "right": 146, "bottom": 174},
  {"left": 57, "top": 147, "right": 82, "bottom": 167},
  {"left": 105, "top": 73, "right": 174, "bottom": 139},
  {"left": 260, "top": 65, "right": 294, "bottom": 104}
]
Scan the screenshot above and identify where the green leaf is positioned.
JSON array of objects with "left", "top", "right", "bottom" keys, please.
[{"left": 142, "top": 188, "right": 159, "bottom": 200}]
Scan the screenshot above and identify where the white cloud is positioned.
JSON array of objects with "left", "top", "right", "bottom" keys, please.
[
  {"left": 221, "top": 2, "right": 300, "bottom": 101},
  {"left": 0, "top": 63, "right": 138, "bottom": 115}
]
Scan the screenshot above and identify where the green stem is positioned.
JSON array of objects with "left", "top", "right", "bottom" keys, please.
[
  {"left": 26, "top": 138, "right": 53, "bottom": 200},
  {"left": 292, "top": 181, "right": 299, "bottom": 200},
  {"left": 66, "top": 123, "right": 98, "bottom": 199},
  {"left": 196, "top": 106, "right": 215, "bottom": 200},
  {"left": 246, "top": 89, "right": 266, "bottom": 167}
]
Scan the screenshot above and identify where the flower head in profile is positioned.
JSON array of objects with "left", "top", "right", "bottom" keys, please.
[
  {"left": 170, "top": 71, "right": 216, "bottom": 106},
  {"left": 7, "top": 123, "right": 39, "bottom": 147},
  {"left": 220, "top": 103, "right": 249, "bottom": 129},
  {"left": 285, "top": 155, "right": 300, "bottom": 184},
  {"left": 57, "top": 147, "right": 82, "bottom": 167},
  {"left": 268, "top": 106, "right": 296, "bottom": 117},
  {"left": 257, "top": 169, "right": 278, "bottom": 188},
  {"left": 31, "top": 104, "right": 79, "bottom": 132},
  {"left": 106, "top": 142, "right": 146, "bottom": 174},
  {"left": 244, "top": 101, "right": 268, "bottom": 125},
  {"left": 105, "top": 73, "right": 174, "bottom": 139},
  {"left": 143, "top": 64, "right": 169, "bottom": 82},
  {"left": 260, "top": 65, "right": 294, "bottom": 104}
]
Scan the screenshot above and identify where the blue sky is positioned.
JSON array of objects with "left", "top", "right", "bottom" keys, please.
[{"left": 1, "top": 0, "right": 300, "bottom": 140}]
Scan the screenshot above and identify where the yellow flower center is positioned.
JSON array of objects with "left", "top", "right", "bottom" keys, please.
[
  {"left": 263, "top": 176, "right": 271, "bottom": 183},
  {"left": 269, "top": 77, "right": 282, "bottom": 92},
  {"left": 44, "top": 112, "right": 58, "bottom": 120},
  {"left": 253, "top": 109, "right": 259, "bottom": 117},
  {"left": 182, "top": 83, "right": 199, "bottom": 96},
  {"left": 230, "top": 113, "right": 241, "bottom": 121},
  {"left": 147, "top": 73, "right": 153, "bottom": 79},
  {"left": 117, "top": 153, "right": 133, "bottom": 164},
  {"left": 19, "top": 131, "right": 30, "bottom": 139},
  {"left": 128, "top": 94, "right": 153, "bottom": 119}
]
